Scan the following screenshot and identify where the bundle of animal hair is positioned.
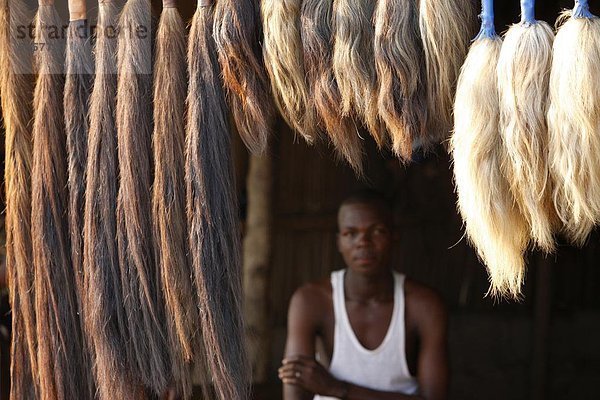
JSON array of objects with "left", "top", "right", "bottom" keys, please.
[
  {"left": 83, "top": 1, "right": 142, "bottom": 399},
  {"left": 153, "top": 2, "right": 197, "bottom": 398},
  {"left": 262, "top": 0, "right": 317, "bottom": 142},
  {"left": 374, "top": 0, "right": 428, "bottom": 160},
  {"left": 333, "top": 0, "right": 385, "bottom": 147},
  {"left": 186, "top": 1, "right": 249, "bottom": 398},
  {"left": 214, "top": 0, "right": 274, "bottom": 154},
  {"left": 301, "top": 0, "right": 363, "bottom": 174},
  {"left": 548, "top": 0, "right": 600, "bottom": 245},
  {"left": 31, "top": 2, "right": 92, "bottom": 398},
  {"left": 65, "top": 0, "right": 92, "bottom": 317},
  {"left": 420, "top": 0, "right": 476, "bottom": 139},
  {"left": 7, "top": 286, "right": 36, "bottom": 399},
  {"left": 497, "top": 0, "right": 556, "bottom": 253},
  {"left": 116, "top": 0, "right": 170, "bottom": 395},
  {"left": 64, "top": 4, "right": 95, "bottom": 395},
  {"left": 0, "top": 0, "right": 37, "bottom": 396},
  {"left": 451, "top": 0, "right": 529, "bottom": 298}
]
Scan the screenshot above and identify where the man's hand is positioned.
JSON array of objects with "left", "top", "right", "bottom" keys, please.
[{"left": 279, "top": 355, "right": 347, "bottom": 398}]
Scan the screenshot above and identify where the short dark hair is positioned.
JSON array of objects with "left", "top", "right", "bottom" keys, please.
[{"left": 339, "top": 189, "right": 393, "bottom": 225}]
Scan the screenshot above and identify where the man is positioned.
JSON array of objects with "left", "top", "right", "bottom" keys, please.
[{"left": 279, "top": 191, "right": 448, "bottom": 400}]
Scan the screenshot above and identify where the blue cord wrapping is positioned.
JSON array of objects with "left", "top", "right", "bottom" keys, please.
[
  {"left": 573, "top": 0, "right": 595, "bottom": 19},
  {"left": 521, "top": 0, "right": 536, "bottom": 24},
  {"left": 475, "top": 0, "right": 498, "bottom": 40}
]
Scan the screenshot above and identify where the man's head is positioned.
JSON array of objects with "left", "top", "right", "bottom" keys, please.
[{"left": 337, "top": 190, "right": 394, "bottom": 275}]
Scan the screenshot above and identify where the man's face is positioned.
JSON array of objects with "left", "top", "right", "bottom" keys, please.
[{"left": 337, "top": 202, "right": 393, "bottom": 275}]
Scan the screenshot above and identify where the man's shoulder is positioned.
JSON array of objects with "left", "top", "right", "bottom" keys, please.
[
  {"left": 404, "top": 278, "right": 444, "bottom": 305},
  {"left": 287, "top": 275, "right": 334, "bottom": 331},
  {"left": 290, "top": 275, "right": 333, "bottom": 310},
  {"left": 404, "top": 278, "right": 447, "bottom": 327}
]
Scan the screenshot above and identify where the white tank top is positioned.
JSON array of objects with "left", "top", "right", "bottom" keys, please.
[{"left": 314, "top": 269, "right": 419, "bottom": 400}]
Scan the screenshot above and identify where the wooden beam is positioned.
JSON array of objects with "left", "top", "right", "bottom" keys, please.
[{"left": 243, "top": 152, "right": 273, "bottom": 383}]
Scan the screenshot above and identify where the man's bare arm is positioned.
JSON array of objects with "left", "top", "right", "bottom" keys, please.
[
  {"left": 281, "top": 355, "right": 424, "bottom": 400},
  {"left": 282, "top": 284, "right": 323, "bottom": 400},
  {"left": 410, "top": 283, "right": 449, "bottom": 400}
]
